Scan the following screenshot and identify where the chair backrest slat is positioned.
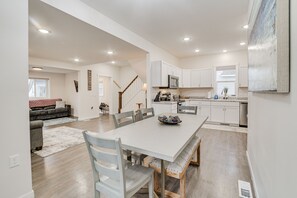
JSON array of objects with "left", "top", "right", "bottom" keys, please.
[
  {"left": 113, "top": 111, "right": 135, "bottom": 128},
  {"left": 178, "top": 105, "right": 198, "bottom": 115},
  {"left": 139, "top": 108, "right": 155, "bottom": 120},
  {"left": 94, "top": 161, "right": 121, "bottom": 181},
  {"left": 84, "top": 132, "right": 116, "bottom": 149},
  {"left": 90, "top": 146, "right": 118, "bottom": 165},
  {"left": 83, "top": 131, "right": 126, "bottom": 196}
]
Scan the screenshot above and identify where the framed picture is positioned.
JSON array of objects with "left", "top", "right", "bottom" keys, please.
[
  {"left": 248, "top": 0, "right": 290, "bottom": 93},
  {"left": 87, "top": 70, "right": 92, "bottom": 91},
  {"left": 74, "top": 80, "right": 78, "bottom": 92}
]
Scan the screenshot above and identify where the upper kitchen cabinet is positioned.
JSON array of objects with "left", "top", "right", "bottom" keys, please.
[
  {"left": 151, "top": 61, "right": 181, "bottom": 87},
  {"left": 238, "top": 67, "right": 248, "bottom": 87},
  {"left": 190, "top": 68, "right": 213, "bottom": 88},
  {"left": 181, "top": 69, "right": 191, "bottom": 88}
]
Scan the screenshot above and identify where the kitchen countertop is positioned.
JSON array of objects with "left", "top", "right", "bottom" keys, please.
[
  {"left": 187, "top": 98, "right": 248, "bottom": 103},
  {"left": 152, "top": 101, "right": 178, "bottom": 104}
]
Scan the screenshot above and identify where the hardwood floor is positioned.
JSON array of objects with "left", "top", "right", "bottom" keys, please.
[{"left": 31, "top": 115, "right": 253, "bottom": 198}]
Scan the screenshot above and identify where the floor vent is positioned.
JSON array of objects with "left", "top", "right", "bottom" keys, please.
[{"left": 238, "top": 180, "right": 253, "bottom": 198}]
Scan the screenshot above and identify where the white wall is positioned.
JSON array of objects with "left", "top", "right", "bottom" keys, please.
[
  {"left": 78, "top": 63, "right": 120, "bottom": 120},
  {"left": 247, "top": 1, "right": 297, "bottom": 198},
  {"left": 179, "top": 50, "right": 248, "bottom": 97},
  {"left": 65, "top": 72, "right": 79, "bottom": 116},
  {"left": 119, "top": 66, "right": 139, "bottom": 89},
  {"left": 0, "top": 1, "right": 33, "bottom": 198},
  {"left": 29, "top": 71, "right": 66, "bottom": 100}
]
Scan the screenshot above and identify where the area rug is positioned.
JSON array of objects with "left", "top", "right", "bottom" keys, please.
[
  {"left": 43, "top": 117, "right": 78, "bottom": 127},
  {"left": 34, "top": 126, "right": 86, "bottom": 157}
]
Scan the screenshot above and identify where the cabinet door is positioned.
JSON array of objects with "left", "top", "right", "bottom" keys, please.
[
  {"left": 152, "top": 104, "right": 172, "bottom": 115},
  {"left": 210, "top": 105, "right": 224, "bottom": 123},
  {"left": 161, "top": 62, "right": 170, "bottom": 87},
  {"left": 200, "top": 105, "right": 211, "bottom": 120},
  {"left": 224, "top": 106, "right": 239, "bottom": 124},
  {"left": 238, "top": 67, "right": 248, "bottom": 87},
  {"left": 182, "top": 69, "right": 191, "bottom": 87},
  {"left": 200, "top": 69, "right": 213, "bottom": 87},
  {"left": 190, "top": 70, "right": 201, "bottom": 87}
]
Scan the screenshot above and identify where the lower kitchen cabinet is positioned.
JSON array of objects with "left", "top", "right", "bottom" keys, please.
[
  {"left": 210, "top": 102, "right": 239, "bottom": 125},
  {"left": 152, "top": 103, "right": 177, "bottom": 115}
]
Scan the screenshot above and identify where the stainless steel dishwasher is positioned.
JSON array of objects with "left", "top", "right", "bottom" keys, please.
[{"left": 239, "top": 102, "right": 248, "bottom": 127}]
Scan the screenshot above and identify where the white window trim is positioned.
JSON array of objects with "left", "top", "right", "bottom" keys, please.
[
  {"left": 214, "top": 65, "right": 239, "bottom": 97},
  {"left": 28, "top": 77, "right": 50, "bottom": 100}
]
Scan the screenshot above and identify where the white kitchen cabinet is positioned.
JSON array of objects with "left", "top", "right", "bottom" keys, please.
[
  {"left": 188, "top": 100, "right": 211, "bottom": 119},
  {"left": 210, "top": 105, "right": 224, "bottom": 123},
  {"left": 238, "top": 67, "right": 248, "bottom": 87},
  {"left": 210, "top": 102, "right": 239, "bottom": 124},
  {"left": 190, "top": 70, "right": 201, "bottom": 87},
  {"left": 224, "top": 106, "right": 240, "bottom": 124},
  {"left": 190, "top": 68, "right": 213, "bottom": 88},
  {"left": 200, "top": 69, "right": 213, "bottom": 87},
  {"left": 152, "top": 102, "right": 177, "bottom": 115},
  {"left": 151, "top": 61, "right": 182, "bottom": 87},
  {"left": 181, "top": 69, "right": 191, "bottom": 88}
]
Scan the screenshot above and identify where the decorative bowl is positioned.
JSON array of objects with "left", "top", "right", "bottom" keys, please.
[{"left": 158, "top": 115, "right": 182, "bottom": 125}]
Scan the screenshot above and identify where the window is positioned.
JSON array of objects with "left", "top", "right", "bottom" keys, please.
[
  {"left": 215, "top": 66, "right": 236, "bottom": 96},
  {"left": 28, "top": 78, "right": 48, "bottom": 98},
  {"left": 99, "top": 81, "right": 104, "bottom": 97}
]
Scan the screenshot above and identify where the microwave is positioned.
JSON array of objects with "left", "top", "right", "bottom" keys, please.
[{"left": 168, "top": 75, "right": 179, "bottom": 88}]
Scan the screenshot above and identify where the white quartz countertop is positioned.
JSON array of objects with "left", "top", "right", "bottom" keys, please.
[
  {"left": 152, "top": 101, "right": 178, "bottom": 104},
  {"left": 187, "top": 98, "right": 248, "bottom": 103}
]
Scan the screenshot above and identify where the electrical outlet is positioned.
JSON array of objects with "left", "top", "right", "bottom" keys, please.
[{"left": 9, "top": 154, "right": 20, "bottom": 168}]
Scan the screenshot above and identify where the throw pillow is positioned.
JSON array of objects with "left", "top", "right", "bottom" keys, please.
[{"left": 55, "top": 101, "right": 66, "bottom": 109}]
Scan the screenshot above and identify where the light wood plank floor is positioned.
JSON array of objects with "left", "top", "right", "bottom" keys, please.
[{"left": 31, "top": 115, "right": 253, "bottom": 198}]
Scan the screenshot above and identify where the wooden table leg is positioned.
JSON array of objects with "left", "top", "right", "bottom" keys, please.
[{"left": 161, "top": 159, "right": 165, "bottom": 198}]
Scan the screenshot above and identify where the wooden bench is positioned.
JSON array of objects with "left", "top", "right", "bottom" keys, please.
[{"left": 144, "top": 136, "right": 201, "bottom": 198}]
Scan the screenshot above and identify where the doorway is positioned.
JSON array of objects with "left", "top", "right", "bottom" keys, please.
[{"left": 98, "top": 76, "right": 112, "bottom": 115}]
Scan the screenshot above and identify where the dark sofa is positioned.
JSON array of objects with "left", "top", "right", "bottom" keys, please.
[{"left": 29, "top": 98, "right": 71, "bottom": 121}]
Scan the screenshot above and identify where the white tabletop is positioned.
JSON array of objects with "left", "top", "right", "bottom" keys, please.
[{"left": 99, "top": 114, "right": 207, "bottom": 162}]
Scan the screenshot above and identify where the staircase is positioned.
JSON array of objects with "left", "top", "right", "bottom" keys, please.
[{"left": 118, "top": 75, "right": 145, "bottom": 113}]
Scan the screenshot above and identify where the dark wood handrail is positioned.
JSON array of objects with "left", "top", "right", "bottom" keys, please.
[
  {"left": 118, "top": 75, "right": 139, "bottom": 113},
  {"left": 122, "top": 75, "right": 138, "bottom": 94}
]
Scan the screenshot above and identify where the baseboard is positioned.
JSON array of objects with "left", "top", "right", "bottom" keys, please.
[
  {"left": 19, "top": 190, "right": 34, "bottom": 198},
  {"left": 246, "top": 150, "right": 260, "bottom": 198}
]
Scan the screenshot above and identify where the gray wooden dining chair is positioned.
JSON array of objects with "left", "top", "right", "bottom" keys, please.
[
  {"left": 112, "top": 111, "right": 144, "bottom": 164},
  {"left": 113, "top": 111, "right": 135, "bottom": 128},
  {"left": 177, "top": 105, "right": 198, "bottom": 115},
  {"left": 83, "top": 131, "right": 154, "bottom": 198},
  {"left": 139, "top": 108, "right": 155, "bottom": 120}
]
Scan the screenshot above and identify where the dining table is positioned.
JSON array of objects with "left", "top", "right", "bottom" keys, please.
[{"left": 100, "top": 113, "right": 207, "bottom": 198}]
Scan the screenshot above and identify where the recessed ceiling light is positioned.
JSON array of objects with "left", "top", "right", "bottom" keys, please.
[
  {"left": 243, "top": 25, "right": 249, "bottom": 29},
  {"left": 240, "top": 42, "right": 246, "bottom": 46},
  {"left": 223, "top": 50, "right": 227, "bottom": 53},
  {"left": 195, "top": 49, "right": 200, "bottom": 53},
  {"left": 32, "top": 67, "right": 43, "bottom": 71},
  {"left": 107, "top": 51, "right": 114, "bottom": 55},
  {"left": 38, "top": 29, "right": 50, "bottom": 34},
  {"left": 74, "top": 58, "right": 80, "bottom": 62},
  {"left": 183, "top": 37, "right": 190, "bottom": 41},
  {"left": 111, "top": 61, "right": 115, "bottom": 64}
]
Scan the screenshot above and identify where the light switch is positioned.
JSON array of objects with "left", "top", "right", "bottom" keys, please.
[{"left": 9, "top": 154, "right": 20, "bottom": 168}]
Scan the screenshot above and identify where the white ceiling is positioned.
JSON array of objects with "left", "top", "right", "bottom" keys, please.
[
  {"left": 29, "top": 0, "right": 147, "bottom": 66},
  {"left": 81, "top": 0, "right": 249, "bottom": 57}
]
